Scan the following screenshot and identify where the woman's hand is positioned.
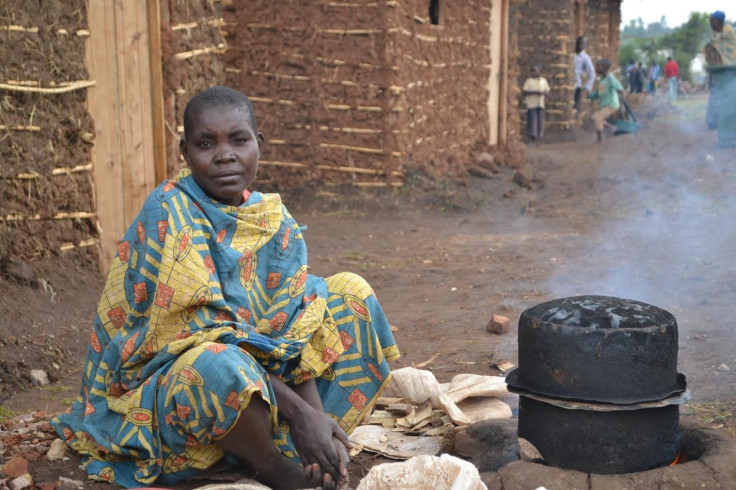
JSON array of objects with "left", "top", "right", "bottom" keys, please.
[{"left": 290, "top": 405, "right": 352, "bottom": 487}]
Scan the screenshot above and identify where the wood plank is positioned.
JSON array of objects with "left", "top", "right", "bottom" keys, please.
[
  {"left": 87, "top": 0, "right": 126, "bottom": 272},
  {"left": 147, "top": 0, "right": 167, "bottom": 182}
]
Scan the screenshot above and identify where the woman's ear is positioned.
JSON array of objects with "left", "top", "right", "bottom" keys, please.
[{"left": 256, "top": 132, "right": 265, "bottom": 155}]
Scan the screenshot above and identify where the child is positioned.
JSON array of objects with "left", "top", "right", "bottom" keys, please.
[
  {"left": 51, "top": 86, "right": 399, "bottom": 489},
  {"left": 522, "top": 62, "right": 551, "bottom": 144},
  {"left": 588, "top": 58, "right": 624, "bottom": 142}
]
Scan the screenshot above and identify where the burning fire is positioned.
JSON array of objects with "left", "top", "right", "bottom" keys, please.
[{"left": 669, "top": 448, "right": 688, "bottom": 466}]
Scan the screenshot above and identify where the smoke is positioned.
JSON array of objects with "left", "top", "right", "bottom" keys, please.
[{"left": 540, "top": 122, "right": 736, "bottom": 336}]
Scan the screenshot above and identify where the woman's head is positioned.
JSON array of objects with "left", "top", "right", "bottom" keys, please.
[
  {"left": 710, "top": 11, "right": 725, "bottom": 32},
  {"left": 575, "top": 36, "right": 587, "bottom": 54},
  {"left": 180, "top": 86, "right": 264, "bottom": 206}
]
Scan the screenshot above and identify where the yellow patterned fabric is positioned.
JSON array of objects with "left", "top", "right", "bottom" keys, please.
[
  {"left": 705, "top": 23, "right": 736, "bottom": 66},
  {"left": 51, "top": 169, "right": 399, "bottom": 487}
]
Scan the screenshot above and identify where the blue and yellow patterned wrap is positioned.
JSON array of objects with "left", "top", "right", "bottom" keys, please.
[{"left": 51, "top": 169, "right": 399, "bottom": 488}]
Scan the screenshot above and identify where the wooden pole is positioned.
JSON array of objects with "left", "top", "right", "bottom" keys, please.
[
  {"left": 147, "top": 0, "right": 167, "bottom": 182},
  {"left": 499, "top": 0, "right": 509, "bottom": 144}
]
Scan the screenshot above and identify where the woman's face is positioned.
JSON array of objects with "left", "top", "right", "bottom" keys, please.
[
  {"left": 180, "top": 105, "right": 264, "bottom": 206},
  {"left": 710, "top": 17, "right": 723, "bottom": 32}
]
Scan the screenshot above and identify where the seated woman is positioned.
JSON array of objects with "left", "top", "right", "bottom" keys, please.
[{"left": 51, "top": 86, "right": 400, "bottom": 490}]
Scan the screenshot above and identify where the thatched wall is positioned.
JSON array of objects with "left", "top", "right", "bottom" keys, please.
[{"left": 0, "top": 0, "right": 96, "bottom": 264}]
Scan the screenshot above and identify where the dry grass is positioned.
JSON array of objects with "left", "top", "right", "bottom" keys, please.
[{"left": 682, "top": 400, "right": 736, "bottom": 438}]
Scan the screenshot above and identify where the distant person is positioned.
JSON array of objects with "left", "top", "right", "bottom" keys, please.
[
  {"left": 573, "top": 36, "right": 596, "bottom": 118},
  {"left": 631, "top": 62, "right": 645, "bottom": 93},
  {"left": 704, "top": 10, "right": 736, "bottom": 129},
  {"left": 522, "top": 62, "right": 551, "bottom": 144},
  {"left": 588, "top": 58, "right": 624, "bottom": 143},
  {"left": 648, "top": 61, "right": 660, "bottom": 94},
  {"left": 625, "top": 59, "right": 636, "bottom": 90},
  {"left": 664, "top": 57, "right": 680, "bottom": 100}
]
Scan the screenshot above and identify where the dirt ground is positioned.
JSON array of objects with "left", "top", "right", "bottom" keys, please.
[{"left": 2, "top": 94, "right": 735, "bottom": 488}]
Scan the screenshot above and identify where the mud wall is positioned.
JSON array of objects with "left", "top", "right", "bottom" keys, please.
[
  {"left": 0, "top": 1, "right": 96, "bottom": 264},
  {"left": 221, "top": 0, "right": 493, "bottom": 187},
  {"left": 221, "top": 0, "right": 393, "bottom": 188},
  {"left": 584, "top": 0, "right": 621, "bottom": 65},
  {"left": 160, "top": 0, "right": 228, "bottom": 176},
  {"left": 387, "top": 0, "right": 492, "bottom": 179},
  {"left": 509, "top": 0, "right": 576, "bottom": 133},
  {"left": 509, "top": 0, "right": 621, "bottom": 134}
]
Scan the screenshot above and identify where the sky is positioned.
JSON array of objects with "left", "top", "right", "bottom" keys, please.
[{"left": 620, "top": 0, "right": 728, "bottom": 28}]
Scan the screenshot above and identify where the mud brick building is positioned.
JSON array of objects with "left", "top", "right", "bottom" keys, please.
[
  {"left": 219, "top": 0, "right": 508, "bottom": 187},
  {"left": 509, "top": 0, "right": 621, "bottom": 133}
]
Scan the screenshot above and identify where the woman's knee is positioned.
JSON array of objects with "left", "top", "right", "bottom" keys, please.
[{"left": 325, "top": 272, "right": 374, "bottom": 300}]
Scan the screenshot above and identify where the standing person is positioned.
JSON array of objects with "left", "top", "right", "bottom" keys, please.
[
  {"left": 522, "top": 62, "right": 551, "bottom": 144},
  {"left": 51, "top": 86, "right": 399, "bottom": 489},
  {"left": 573, "top": 36, "right": 596, "bottom": 118},
  {"left": 648, "top": 61, "right": 660, "bottom": 94},
  {"left": 588, "top": 58, "right": 624, "bottom": 143},
  {"left": 704, "top": 10, "right": 736, "bottom": 129},
  {"left": 664, "top": 57, "right": 680, "bottom": 100}
]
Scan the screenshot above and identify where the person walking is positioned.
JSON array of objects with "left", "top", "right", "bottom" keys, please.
[
  {"left": 648, "top": 61, "right": 660, "bottom": 94},
  {"left": 573, "top": 36, "right": 596, "bottom": 119},
  {"left": 664, "top": 57, "right": 679, "bottom": 100}
]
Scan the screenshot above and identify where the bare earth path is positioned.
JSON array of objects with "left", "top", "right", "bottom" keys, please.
[{"left": 2, "top": 95, "right": 735, "bottom": 486}]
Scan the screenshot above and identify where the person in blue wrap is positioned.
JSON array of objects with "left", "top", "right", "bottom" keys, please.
[{"left": 51, "top": 86, "right": 400, "bottom": 490}]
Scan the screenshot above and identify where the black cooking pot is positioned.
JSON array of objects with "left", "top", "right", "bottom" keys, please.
[
  {"left": 507, "top": 295, "right": 685, "bottom": 404},
  {"left": 517, "top": 395, "right": 682, "bottom": 474}
]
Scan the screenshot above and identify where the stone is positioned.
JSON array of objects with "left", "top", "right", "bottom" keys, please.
[
  {"left": 468, "top": 165, "right": 495, "bottom": 179},
  {"left": 0, "top": 456, "right": 29, "bottom": 478},
  {"left": 476, "top": 152, "right": 499, "bottom": 172},
  {"left": 498, "top": 460, "right": 589, "bottom": 489},
  {"left": 453, "top": 419, "right": 519, "bottom": 472},
  {"left": 486, "top": 315, "right": 510, "bottom": 334},
  {"left": 518, "top": 437, "right": 544, "bottom": 463},
  {"left": 46, "top": 438, "right": 68, "bottom": 460},
  {"left": 0, "top": 257, "right": 37, "bottom": 287},
  {"left": 36, "top": 483, "right": 57, "bottom": 490},
  {"left": 30, "top": 369, "right": 50, "bottom": 386},
  {"left": 9, "top": 473, "right": 33, "bottom": 490},
  {"left": 57, "top": 477, "right": 84, "bottom": 490},
  {"left": 512, "top": 170, "right": 533, "bottom": 189}
]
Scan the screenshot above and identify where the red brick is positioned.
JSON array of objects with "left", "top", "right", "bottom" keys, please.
[{"left": 486, "top": 314, "right": 511, "bottom": 334}]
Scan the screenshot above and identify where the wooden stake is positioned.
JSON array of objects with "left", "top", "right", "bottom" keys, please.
[
  {"left": 174, "top": 44, "right": 226, "bottom": 60},
  {"left": 0, "top": 125, "right": 41, "bottom": 131},
  {"left": 0, "top": 80, "right": 95, "bottom": 94},
  {"left": 1, "top": 25, "right": 39, "bottom": 33}
]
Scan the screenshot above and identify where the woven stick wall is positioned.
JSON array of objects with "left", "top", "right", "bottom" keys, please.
[
  {"left": 387, "top": 0, "right": 493, "bottom": 179},
  {"left": 219, "top": 0, "right": 496, "bottom": 187},
  {"left": 0, "top": 2, "right": 97, "bottom": 263},
  {"left": 159, "top": 0, "right": 228, "bottom": 178}
]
